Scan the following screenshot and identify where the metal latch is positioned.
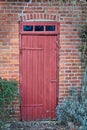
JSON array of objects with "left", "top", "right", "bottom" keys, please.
[{"left": 51, "top": 79, "right": 57, "bottom": 83}]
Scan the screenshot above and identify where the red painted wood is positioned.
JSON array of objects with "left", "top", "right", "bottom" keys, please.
[{"left": 20, "top": 22, "right": 59, "bottom": 120}]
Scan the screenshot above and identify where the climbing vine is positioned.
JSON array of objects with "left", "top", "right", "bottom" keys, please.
[{"left": 79, "top": 25, "right": 87, "bottom": 68}]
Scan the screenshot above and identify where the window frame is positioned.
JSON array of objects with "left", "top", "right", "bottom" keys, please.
[{"left": 20, "top": 22, "right": 59, "bottom": 35}]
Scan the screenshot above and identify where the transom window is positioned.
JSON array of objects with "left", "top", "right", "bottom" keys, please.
[
  {"left": 23, "top": 25, "right": 56, "bottom": 32},
  {"left": 20, "top": 22, "right": 59, "bottom": 34}
]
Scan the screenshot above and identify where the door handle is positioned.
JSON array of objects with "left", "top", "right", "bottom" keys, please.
[{"left": 51, "top": 79, "right": 57, "bottom": 83}]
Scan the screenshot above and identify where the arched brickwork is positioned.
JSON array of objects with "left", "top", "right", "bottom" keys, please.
[{"left": 19, "top": 13, "right": 59, "bottom": 22}]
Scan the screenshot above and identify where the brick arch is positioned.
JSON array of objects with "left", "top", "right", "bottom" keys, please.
[{"left": 19, "top": 13, "right": 59, "bottom": 22}]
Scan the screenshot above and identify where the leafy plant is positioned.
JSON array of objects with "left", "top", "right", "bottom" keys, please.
[
  {"left": 0, "top": 77, "right": 20, "bottom": 130},
  {"left": 56, "top": 86, "right": 87, "bottom": 129}
]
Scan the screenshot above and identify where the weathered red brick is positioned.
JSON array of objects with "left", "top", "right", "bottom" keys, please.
[{"left": 0, "top": 0, "right": 87, "bottom": 119}]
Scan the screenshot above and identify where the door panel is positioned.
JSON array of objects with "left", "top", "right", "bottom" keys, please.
[{"left": 20, "top": 22, "right": 58, "bottom": 120}]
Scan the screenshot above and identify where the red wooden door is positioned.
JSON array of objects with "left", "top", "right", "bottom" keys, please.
[{"left": 20, "top": 22, "right": 59, "bottom": 120}]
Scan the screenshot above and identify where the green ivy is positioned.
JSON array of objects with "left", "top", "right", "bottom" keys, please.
[
  {"left": 79, "top": 25, "right": 87, "bottom": 68},
  {"left": 0, "top": 77, "right": 20, "bottom": 130}
]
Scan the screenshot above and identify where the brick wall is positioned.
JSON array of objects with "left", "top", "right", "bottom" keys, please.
[{"left": 0, "top": 0, "right": 87, "bottom": 119}]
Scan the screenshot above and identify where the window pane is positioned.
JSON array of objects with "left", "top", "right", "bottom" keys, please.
[
  {"left": 23, "top": 25, "right": 33, "bottom": 31},
  {"left": 46, "top": 25, "right": 55, "bottom": 31},
  {"left": 35, "top": 26, "right": 44, "bottom": 31}
]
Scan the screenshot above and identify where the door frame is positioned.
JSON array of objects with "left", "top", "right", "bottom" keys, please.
[{"left": 19, "top": 21, "right": 60, "bottom": 120}]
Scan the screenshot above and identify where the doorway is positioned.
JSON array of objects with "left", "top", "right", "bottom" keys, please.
[{"left": 20, "top": 22, "right": 59, "bottom": 120}]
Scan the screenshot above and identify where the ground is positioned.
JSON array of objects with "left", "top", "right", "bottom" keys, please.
[{"left": 6, "top": 121, "right": 70, "bottom": 130}]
